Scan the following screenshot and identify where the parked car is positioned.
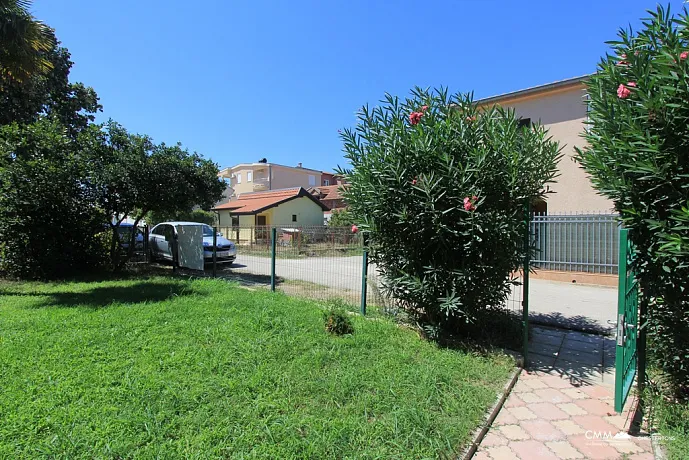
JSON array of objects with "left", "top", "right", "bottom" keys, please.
[
  {"left": 148, "top": 222, "right": 236, "bottom": 264},
  {"left": 116, "top": 223, "right": 144, "bottom": 251}
]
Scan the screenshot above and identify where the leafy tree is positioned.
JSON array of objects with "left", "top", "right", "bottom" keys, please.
[
  {"left": 93, "top": 121, "right": 225, "bottom": 270},
  {"left": 0, "top": 10, "right": 222, "bottom": 277},
  {"left": 339, "top": 88, "right": 560, "bottom": 338},
  {"left": 328, "top": 208, "right": 355, "bottom": 227},
  {"left": 0, "top": 0, "right": 54, "bottom": 84},
  {"left": 576, "top": 5, "right": 689, "bottom": 398},
  {"left": 0, "top": 119, "right": 108, "bottom": 278},
  {"left": 0, "top": 28, "right": 101, "bottom": 133},
  {"left": 146, "top": 209, "right": 217, "bottom": 227}
]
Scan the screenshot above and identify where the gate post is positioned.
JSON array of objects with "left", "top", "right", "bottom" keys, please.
[
  {"left": 638, "top": 294, "right": 647, "bottom": 398},
  {"left": 143, "top": 225, "right": 149, "bottom": 263},
  {"left": 270, "top": 227, "right": 277, "bottom": 292},
  {"left": 212, "top": 226, "right": 218, "bottom": 278},
  {"left": 522, "top": 200, "right": 530, "bottom": 368},
  {"left": 360, "top": 234, "right": 368, "bottom": 316}
]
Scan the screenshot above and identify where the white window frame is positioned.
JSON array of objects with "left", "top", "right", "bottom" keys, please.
[
  {"left": 247, "top": 171, "right": 253, "bottom": 182},
  {"left": 324, "top": 179, "right": 330, "bottom": 186},
  {"left": 236, "top": 173, "right": 242, "bottom": 184},
  {"left": 308, "top": 175, "right": 316, "bottom": 186}
]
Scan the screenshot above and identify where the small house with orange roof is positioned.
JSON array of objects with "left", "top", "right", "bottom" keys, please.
[{"left": 213, "top": 187, "right": 328, "bottom": 241}]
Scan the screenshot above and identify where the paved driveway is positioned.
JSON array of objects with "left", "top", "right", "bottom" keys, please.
[{"left": 230, "top": 255, "right": 617, "bottom": 332}]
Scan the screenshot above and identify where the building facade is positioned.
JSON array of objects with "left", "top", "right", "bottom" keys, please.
[
  {"left": 217, "top": 162, "right": 323, "bottom": 200},
  {"left": 213, "top": 187, "right": 327, "bottom": 241},
  {"left": 477, "top": 76, "right": 613, "bottom": 214}
]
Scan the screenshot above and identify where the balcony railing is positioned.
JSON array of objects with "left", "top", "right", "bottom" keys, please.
[{"left": 252, "top": 177, "right": 270, "bottom": 191}]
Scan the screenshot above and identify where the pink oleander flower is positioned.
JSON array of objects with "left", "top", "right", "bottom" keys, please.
[
  {"left": 351, "top": 225, "right": 359, "bottom": 234},
  {"left": 409, "top": 111, "right": 423, "bottom": 125},
  {"left": 421, "top": 105, "right": 429, "bottom": 112},
  {"left": 463, "top": 197, "right": 476, "bottom": 212},
  {"left": 411, "top": 178, "right": 417, "bottom": 185},
  {"left": 627, "top": 81, "right": 637, "bottom": 87},
  {"left": 465, "top": 115, "right": 476, "bottom": 122},
  {"left": 681, "top": 51, "right": 688, "bottom": 61},
  {"left": 617, "top": 84, "right": 631, "bottom": 99}
]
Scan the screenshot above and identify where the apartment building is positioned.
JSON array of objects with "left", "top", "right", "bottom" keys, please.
[{"left": 217, "top": 161, "right": 323, "bottom": 200}]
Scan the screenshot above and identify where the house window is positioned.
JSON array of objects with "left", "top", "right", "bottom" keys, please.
[
  {"left": 236, "top": 173, "right": 242, "bottom": 184},
  {"left": 324, "top": 179, "right": 330, "bottom": 186},
  {"left": 247, "top": 171, "right": 253, "bottom": 182},
  {"left": 231, "top": 216, "right": 239, "bottom": 229},
  {"left": 292, "top": 214, "right": 297, "bottom": 222},
  {"left": 518, "top": 117, "right": 531, "bottom": 129},
  {"left": 308, "top": 175, "right": 316, "bottom": 186}
]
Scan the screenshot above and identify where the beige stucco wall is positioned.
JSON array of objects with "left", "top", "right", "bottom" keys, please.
[
  {"left": 270, "top": 165, "right": 321, "bottom": 190},
  {"left": 224, "top": 166, "right": 271, "bottom": 196},
  {"left": 482, "top": 85, "right": 613, "bottom": 214},
  {"left": 219, "top": 164, "right": 321, "bottom": 197}
]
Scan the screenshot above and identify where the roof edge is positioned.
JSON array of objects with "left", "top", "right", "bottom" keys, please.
[
  {"left": 212, "top": 187, "right": 329, "bottom": 213},
  {"left": 477, "top": 75, "right": 591, "bottom": 105},
  {"left": 219, "top": 163, "right": 324, "bottom": 174}
]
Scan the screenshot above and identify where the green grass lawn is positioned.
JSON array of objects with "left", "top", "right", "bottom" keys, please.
[{"left": 0, "top": 276, "right": 513, "bottom": 459}]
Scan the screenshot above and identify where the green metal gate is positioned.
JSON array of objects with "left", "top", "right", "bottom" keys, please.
[{"left": 615, "top": 228, "right": 639, "bottom": 413}]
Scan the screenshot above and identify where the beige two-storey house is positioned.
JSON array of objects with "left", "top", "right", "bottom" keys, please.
[
  {"left": 477, "top": 75, "right": 613, "bottom": 214},
  {"left": 218, "top": 161, "right": 323, "bottom": 201}
]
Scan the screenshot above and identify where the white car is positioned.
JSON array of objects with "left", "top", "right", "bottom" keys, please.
[{"left": 148, "top": 222, "right": 237, "bottom": 264}]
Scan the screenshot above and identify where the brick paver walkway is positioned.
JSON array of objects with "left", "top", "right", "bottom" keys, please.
[{"left": 473, "top": 326, "right": 655, "bottom": 459}]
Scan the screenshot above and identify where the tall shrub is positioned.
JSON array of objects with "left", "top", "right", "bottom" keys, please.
[
  {"left": 576, "top": 6, "right": 689, "bottom": 397},
  {"left": 0, "top": 119, "right": 108, "bottom": 278},
  {"left": 339, "top": 88, "right": 560, "bottom": 337}
]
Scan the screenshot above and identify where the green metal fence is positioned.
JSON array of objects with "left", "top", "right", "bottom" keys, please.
[
  {"left": 531, "top": 213, "right": 619, "bottom": 274},
  {"left": 212, "top": 225, "right": 379, "bottom": 309}
]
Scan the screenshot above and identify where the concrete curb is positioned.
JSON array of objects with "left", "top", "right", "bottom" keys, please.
[
  {"left": 650, "top": 433, "right": 667, "bottom": 460},
  {"left": 459, "top": 364, "right": 523, "bottom": 460}
]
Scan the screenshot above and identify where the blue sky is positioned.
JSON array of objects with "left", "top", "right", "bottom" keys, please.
[{"left": 33, "top": 0, "right": 685, "bottom": 172}]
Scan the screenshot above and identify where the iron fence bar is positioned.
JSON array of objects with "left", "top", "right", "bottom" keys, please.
[
  {"left": 144, "top": 225, "right": 149, "bottom": 264},
  {"left": 522, "top": 201, "right": 530, "bottom": 368},
  {"left": 270, "top": 227, "right": 277, "bottom": 292},
  {"left": 212, "top": 226, "right": 217, "bottom": 278},
  {"left": 360, "top": 234, "right": 368, "bottom": 315},
  {"left": 586, "top": 216, "right": 589, "bottom": 274}
]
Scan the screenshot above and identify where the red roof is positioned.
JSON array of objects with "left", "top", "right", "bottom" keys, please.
[
  {"left": 309, "top": 184, "right": 348, "bottom": 201},
  {"left": 213, "top": 187, "right": 328, "bottom": 214}
]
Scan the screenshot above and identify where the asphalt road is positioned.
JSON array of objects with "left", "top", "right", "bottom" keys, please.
[{"left": 231, "top": 255, "right": 617, "bottom": 332}]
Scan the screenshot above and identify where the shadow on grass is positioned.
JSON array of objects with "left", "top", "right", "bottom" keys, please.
[
  {"left": 128, "top": 262, "right": 280, "bottom": 288},
  {"left": 1, "top": 280, "right": 198, "bottom": 309}
]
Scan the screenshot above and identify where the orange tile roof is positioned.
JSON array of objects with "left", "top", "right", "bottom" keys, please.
[
  {"left": 309, "top": 184, "right": 348, "bottom": 201},
  {"left": 213, "top": 187, "right": 327, "bottom": 214}
]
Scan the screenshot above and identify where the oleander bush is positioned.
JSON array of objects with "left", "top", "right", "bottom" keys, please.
[
  {"left": 339, "top": 88, "right": 560, "bottom": 338},
  {"left": 576, "top": 5, "right": 689, "bottom": 399}
]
